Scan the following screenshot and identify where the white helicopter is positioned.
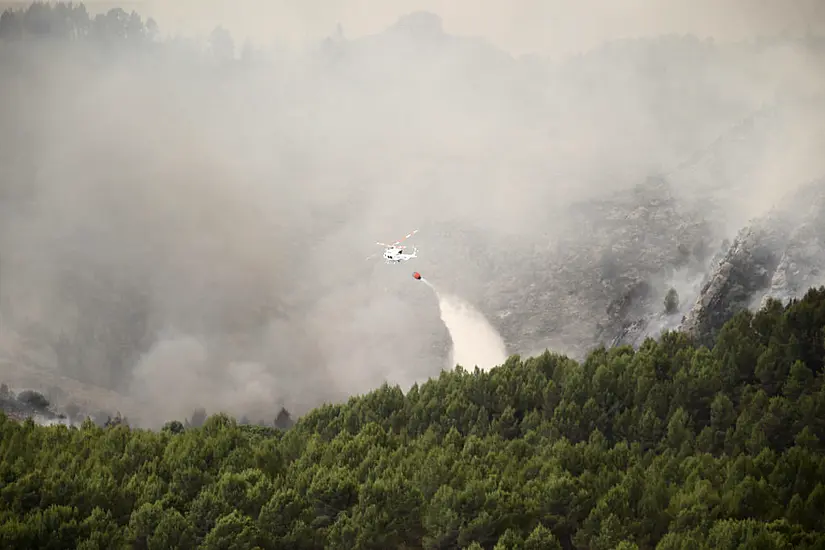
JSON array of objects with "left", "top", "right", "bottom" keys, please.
[{"left": 367, "top": 229, "right": 419, "bottom": 264}]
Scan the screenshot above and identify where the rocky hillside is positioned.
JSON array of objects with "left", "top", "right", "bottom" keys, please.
[
  {"left": 679, "top": 177, "right": 825, "bottom": 346},
  {"left": 471, "top": 94, "right": 825, "bottom": 359},
  {"left": 475, "top": 176, "right": 717, "bottom": 359},
  {"left": 526, "top": 173, "right": 825, "bottom": 355}
]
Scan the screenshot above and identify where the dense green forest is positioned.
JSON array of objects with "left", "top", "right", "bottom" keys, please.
[{"left": 2, "top": 287, "right": 825, "bottom": 549}]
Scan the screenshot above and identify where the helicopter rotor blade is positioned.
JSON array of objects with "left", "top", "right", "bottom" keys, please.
[{"left": 391, "top": 229, "right": 419, "bottom": 246}]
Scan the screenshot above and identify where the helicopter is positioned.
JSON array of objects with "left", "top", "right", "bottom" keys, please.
[{"left": 367, "top": 229, "right": 419, "bottom": 264}]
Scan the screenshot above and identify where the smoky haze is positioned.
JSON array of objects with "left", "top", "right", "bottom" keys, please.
[{"left": 0, "top": 2, "right": 824, "bottom": 427}]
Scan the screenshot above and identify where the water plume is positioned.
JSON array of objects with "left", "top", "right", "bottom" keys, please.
[{"left": 420, "top": 277, "right": 508, "bottom": 371}]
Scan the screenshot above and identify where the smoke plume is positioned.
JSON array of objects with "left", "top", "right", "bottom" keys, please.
[{"left": 0, "top": 2, "right": 823, "bottom": 427}]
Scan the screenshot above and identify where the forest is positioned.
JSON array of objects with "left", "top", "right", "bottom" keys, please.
[{"left": 2, "top": 284, "right": 825, "bottom": 548}]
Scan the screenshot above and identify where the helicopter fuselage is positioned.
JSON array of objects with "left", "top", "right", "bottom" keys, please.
[{"left": 382, "top": 246, "right": 416, "bottom": 264}]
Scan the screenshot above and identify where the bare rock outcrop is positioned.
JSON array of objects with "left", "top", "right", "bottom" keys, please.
[
  {"left": 759, "top": 190, "right": 825, "bottom": 308},
  {"left": 679, "top": 221, "right": 788, "bottom": 345},
  {"left": 679, "top": 177, "right": 825, "bottom": 346}
]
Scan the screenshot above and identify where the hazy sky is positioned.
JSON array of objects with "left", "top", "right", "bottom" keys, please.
[{"left": 66, "top": 0, "right": 825, "bottom": 56}]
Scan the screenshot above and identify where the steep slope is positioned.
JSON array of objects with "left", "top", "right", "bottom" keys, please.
[
  {"left": 478, "top": 177, "right": 716, "bottom": 359},
  {"left": 680, "top": 176, "right": 825, "bottom": 346},
  {"left": 679, "top": 218, "right": 789, "bottom": 346},
  {"left": 512, "top": 95, "right": 825, "bottom": 356}
]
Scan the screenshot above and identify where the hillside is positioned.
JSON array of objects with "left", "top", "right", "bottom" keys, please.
[{"left": 2, "top": 286, "right": 825, "bottom": 548}]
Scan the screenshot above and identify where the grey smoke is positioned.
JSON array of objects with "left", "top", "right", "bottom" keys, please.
[{"left": 0, "top": 3, "right": 824, "bottom": 427}]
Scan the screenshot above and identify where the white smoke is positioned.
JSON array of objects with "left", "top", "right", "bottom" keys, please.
[
  {"left": 127, "top": 334, "right": 285, "bottom": 427},
  {"left": 37, "top": 415, "right": 72, "bottom": 427}
]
